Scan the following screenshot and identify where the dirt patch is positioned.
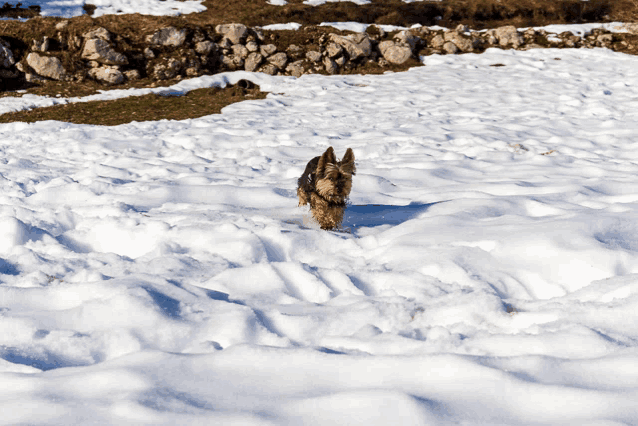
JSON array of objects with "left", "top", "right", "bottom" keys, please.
[{"left": 0, "top": 80, "right": 267, "bottom": 125}]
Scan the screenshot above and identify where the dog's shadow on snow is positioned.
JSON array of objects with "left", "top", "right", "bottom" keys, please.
[{"left": 342, "top": 202, "right": 438, "bottom": 232}]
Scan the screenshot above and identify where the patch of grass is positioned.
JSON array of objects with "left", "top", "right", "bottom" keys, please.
[{"left": 0, "top": 81, "right": 267, "bottom": 126}]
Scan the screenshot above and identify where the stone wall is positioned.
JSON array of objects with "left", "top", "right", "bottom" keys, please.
[{"left": 0, "top": 22, "right": 624, "bottom": 87}]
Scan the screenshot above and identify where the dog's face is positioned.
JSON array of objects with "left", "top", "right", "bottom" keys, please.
[{"left": 315, "top": 147, "right": 355, "bottom": 203}]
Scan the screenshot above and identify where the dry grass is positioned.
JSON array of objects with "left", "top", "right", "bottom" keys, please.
[{"left": 0, "top": 81, "right": 267, "bottom": 126}]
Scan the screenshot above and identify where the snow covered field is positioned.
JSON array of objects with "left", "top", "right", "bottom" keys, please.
[{"left": 2, "top": 22, "right": 638, "bottom": 426}]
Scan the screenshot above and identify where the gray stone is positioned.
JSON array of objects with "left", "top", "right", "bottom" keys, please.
[
  {"left": 83, "top": 27, "right": 110, "bottom": 41},
  {"left": 221, "top": 54, "right": 244, "bottom": 70},
  {"left": 232, "top": 44, "right": 249, "bottom": 59},
  {"left": 260, "top": 63, "right": 278, "bottom": 76},
  {"left": 144, "top": 47, "right": 155, "bottom": 59},
  {"left": 267, "top": 52, "right": 288, "bottom": 69},
  {"left": 153, "top": 58, "right": 182, "bottom": 79},
  {"left": 260, "top": 43, "right": 277, "bottom": 57},
  {"left": 88, "top": 66, "right": 124, "bottom": 85},
  {"left": 26, "top": 52, "right": 65, "bottom": 80},
  {"left": 329, "top": 33, "right": 372, "bottom": 60},
  {"left": 325, "top": 42, "right": 343, "bottom": 58},
  {"left": 244, "top": 52, "right": 263, "bottom": 72},
  {"left": 442, "top": 41, "right": 459, "bottom": 54},
  {"left": 286, "top": 44, "right": 304, "bottom": 60},
  {"left": 305, "top": 50, "right": 322, "bottom": 63},
  {"left": 430, "top": 34, "right": 445, "bottom": 49},
  {"left": 493, "top": 25, "right": 524, "bottom": 48},
  {"left": 215, "top": 23, "right": 248, "bottom": 45},
  {"left": 444, "top": 31, "right": 473, "bottom": 52},
  {"left": 55, "top": 20, "right": 69, "bottom": 30},
  {"left": 323, "top": 56, "right": 337, "bottom": 74},
  {"left": 195, "top": 40, "right": 215, "bottom": 56},
  {"left": 0, "top": 40, "right": 15, "bottom": 68},
  {"left": 82, "top": 38, "right": 128, "bottom": 65},
  {"left": 246, "top": 40, "right": 259, "bottom": 52},
  {"left": 393, "top": 30, "right": 419, "bottom": 51},
  {"left": 334, "top": 56, "right": 346, "bottom": 67},
  {"left": 124, "top": 69, "right": 140, "bottom": 80},
  {"left": 32, "top": 36, "right": 49, "bottom": 52},
  {"left": 378, "top": 40, "right": 412, "bottom": 64},
  {"left": 146, "top": 27, "right": 187, "bottom": 47},
  {"left": 285, "top": 60, "right": 305, "bottom": 77}
]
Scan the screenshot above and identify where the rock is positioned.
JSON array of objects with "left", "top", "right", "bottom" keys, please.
[
  {"left": 221, "top": 54, "right": 244, "bottom": 70},
  {"left": 26, "top": 52, "right": 65, "bottom": 80},
  {"left": 323, "top": 56, "right": 337, "bottom": 74},
  {"left": 232, "top": 44, "right": 249, "bottom": 59},
  {"left": 82, "top": 38, "right": 128, "bottom": 65},
  {"left": 286, "top": 44, "right": 304, "bottom": 60},
  {"left": 285, "top": 60, "right": 305, "bottom": 77},
  {"left": 260, "top": 44, "right": 277, "bottom": 57},
  {"left": 153, "top": 58, "right": 182, "bottom": 79},
  {"left": 329, "top": 33, "right": 372, "bottom": 60},
  {"left": 25, "top": 72, "right": 48, "bottom": 83},
  {"left": 378, "top": 40, "right": 412, "bottom": 64},
  {"left": 597, "top": 33, "right": 613, "bottom": 44},
  {"left": 246, "top": 40, "right": 259, "bottom": 52},
  {"left": 144, "top": 47, "right": 155, "bottom": 59},
  {"left": 260, "top": 63, "right": 278, "bottom": 75},
  {"left": 83, "top": 27, "right": 110, "bottom": 41},
  {"left": 492, "top": 25, "right": 524, "bottom": 48},
  {"left": 124, "top": 69, "right": 140, "bottom": 80},
  {"left": 306, "top": 50, "right": 322, "bottom": 63},
  {"left": 32, "top": 37, "right": 49, "bottom": 52},
  {"left": 442, "top": 41, "right": 459, "bottom": 54},
  {"left": 86, "top": 60, "right": 100, "bottom": 68},
  {"left": 444, "top": 31, "right": 474, "bottom": 52},
  {"left": 394, "top": 30, "right": 419, "bottom": 51},
  {"left": 267, "top": 52, "right": 288, "bottom": 69},
  {"left": 195, "top": 40, "right": 215, "bottom": 55},
  {"left": 455, "top": 24, "right": 469, "bottom": 33},
  {"left": 334, "top": 56, "right": 346, "bottom": 66},
  {"left": 146, "top": 27, "right": 187, "bottom": 47},
  {"left": 244, "top": 52, "right": 263, "bottom": 72},
  {"left": 185, "top": 67, "right": 200, "bottom": 77},
  {"left": 215, "top": 23, "right": 248, "bottom": 45},
  {"left": 325, "top": 42, "right": 343, "bottom": 58},
  {"left": 430, "top": 34, "right": 445, "bottom": 49},
  {"left": 0, "top": 40, "right": 15, "bottom": 68},
  {"left": 88, "top": 66, "right": 124, "bottom": 85}
]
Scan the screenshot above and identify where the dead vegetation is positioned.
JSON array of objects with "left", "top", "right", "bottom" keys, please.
[{"left": 0, "top": 80, "right": 267, "bottom": 126}]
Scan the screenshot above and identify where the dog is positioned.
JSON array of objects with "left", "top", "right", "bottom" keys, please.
[{"left": 297, "top": 146, "right": 355, "bottom": 230}]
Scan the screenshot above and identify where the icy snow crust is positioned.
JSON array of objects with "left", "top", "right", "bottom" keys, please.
[{"left": 2, "top": 47, "right": 638, "bottom": 424}]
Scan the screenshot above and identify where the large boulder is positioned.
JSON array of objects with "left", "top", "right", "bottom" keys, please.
[
  {"left": 26, "top": 53, "right": 65, "bottom": 80},
  {"left": 83, "top": 27, "right": 111, "bottom": 41},
  {"left": 81, "top": 38, "right": 128, "bottom": 65},
  {"left": 329, "top": 33, "right": 372, "bottom": 61},
  {"left": 146, "top": 27, "right": 187, "bottom": 47},
  {"left": 378, "top": 41, "right": 412, "bottom": 64},
  {"left": 215, "top": 23, "right": 248, "bottom": 45},
  {"left": 267, "top": 52, "right": 288, "bottom": 69}
]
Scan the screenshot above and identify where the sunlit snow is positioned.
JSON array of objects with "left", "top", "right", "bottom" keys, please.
[{"left": 1, "top": 20, "right": 638, "bottom": 426}]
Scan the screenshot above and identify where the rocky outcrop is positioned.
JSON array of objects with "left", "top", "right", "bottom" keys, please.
[{"left": 0, "top": 22, "right": 625, "bottom": 88}]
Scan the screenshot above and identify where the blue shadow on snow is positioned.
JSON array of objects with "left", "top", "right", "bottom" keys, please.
[{"left": 342, "top": 202, "right": 438, "bottom": 231}]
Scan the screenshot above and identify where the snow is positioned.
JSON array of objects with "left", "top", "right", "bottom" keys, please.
[
  {"left": 3, "top": 12, "right": 638, "bottom": 424},
  {"left": 2, "top": 0, "right": 206, "bottom": 17}
]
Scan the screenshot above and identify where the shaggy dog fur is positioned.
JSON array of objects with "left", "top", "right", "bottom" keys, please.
[{"left": 297, "top": 146, "right": 355, "bottom": 230}]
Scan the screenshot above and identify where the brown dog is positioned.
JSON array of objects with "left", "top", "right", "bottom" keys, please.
[{"left": 297, "top": 146, "right": 355, "bottom": 230}]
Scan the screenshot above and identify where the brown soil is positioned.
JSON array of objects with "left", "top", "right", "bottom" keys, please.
[{"left": 0, "top": 80, "right": 267, "bottom": 126}]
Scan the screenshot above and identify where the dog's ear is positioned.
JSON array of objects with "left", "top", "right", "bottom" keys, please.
[
  {"left": 340, "top": 148, "right": 356, "bottom": 175},
  {"left": 317, "top": 146, "right": 336, "bottom": 177}
]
